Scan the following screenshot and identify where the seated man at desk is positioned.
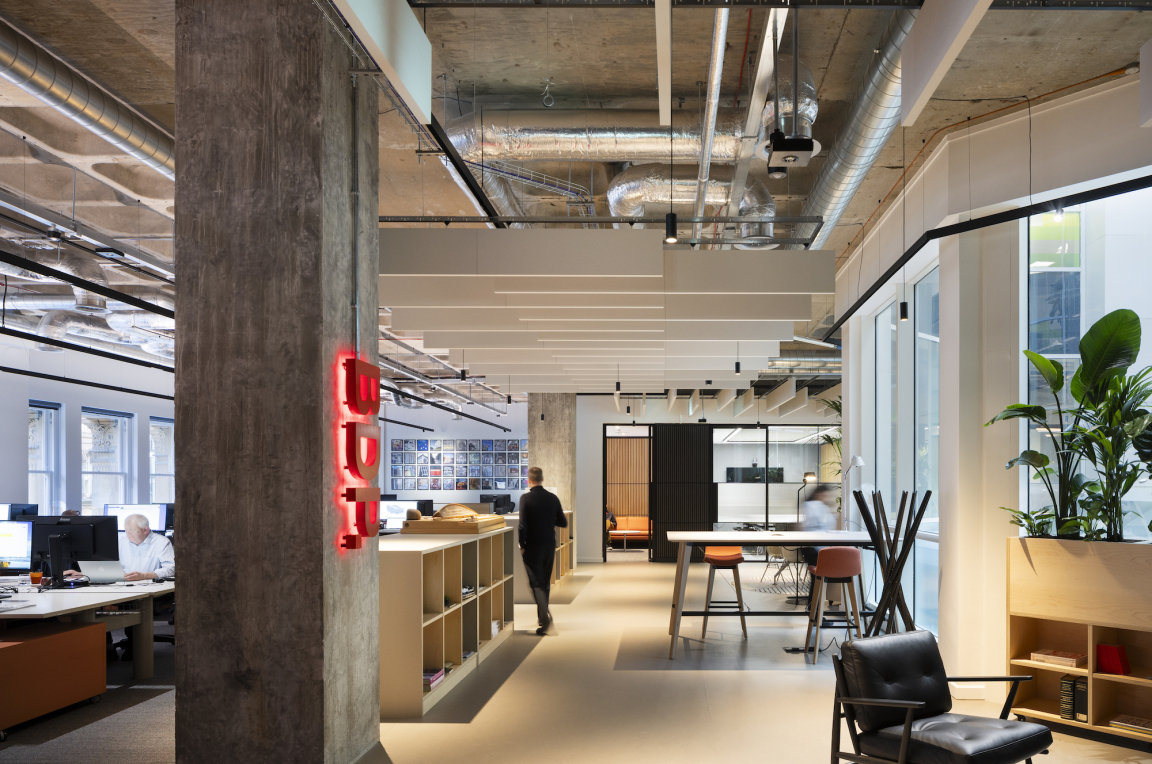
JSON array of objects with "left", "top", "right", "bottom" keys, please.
[{"left": 65, "top": 513, "right": 175, "bottom": 581}]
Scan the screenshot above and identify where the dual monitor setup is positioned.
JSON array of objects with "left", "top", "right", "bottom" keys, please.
[{"left": 0, "top": 503, "right": 175, "bottom": 583}]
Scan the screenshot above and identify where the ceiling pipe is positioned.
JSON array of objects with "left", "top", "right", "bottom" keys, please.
[
  {"left": 0, "top": 250, "right": 112, "bottom": 313},
  {"left": 0, "top": 20, "right": 174, "bottom": 178},
  {"left": 692, "top": 9, "right": 730, "bottom": 244},
  {"left": 792, "top": 9, "right": 917, "bottom": 250},
  {"left": 607, "top": 165, "right": 775, "bottom": 248}
]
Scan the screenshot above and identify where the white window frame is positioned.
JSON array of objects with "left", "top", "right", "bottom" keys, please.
[
  {"left": 28, "top": 401, "right": 60, "bottom": 515},
  {"left": 149, "top": 417, "right": 175, "bottom": 503},
  {"left": 80, "top": 407, "right": 134, "bottom": 513}
]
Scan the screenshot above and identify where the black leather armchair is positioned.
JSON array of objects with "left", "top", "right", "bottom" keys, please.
[{"left": 831, "top": 630, "right": 1053, "bottom": 764}]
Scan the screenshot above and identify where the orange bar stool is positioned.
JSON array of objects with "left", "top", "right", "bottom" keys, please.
[
  {"left": 803, "top": 547, "right": 863, "bottom": 663},
  {"left": 701, "top": 546, "right": 747, "bottom": 640}
]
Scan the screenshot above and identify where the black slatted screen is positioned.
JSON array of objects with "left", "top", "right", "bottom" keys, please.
[{"left": 649, "top": 424, "right": 716, "bottom": 562}]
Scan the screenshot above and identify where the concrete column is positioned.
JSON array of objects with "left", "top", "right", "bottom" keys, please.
[
  {"left": 174, "top": 3, "right": 382, "bottom": 763},
  {"left": 937, "top": 222, "right": 1021, "bottom": 697},
  {"left": 527, "top": 394, "right": 577, "bottom": 512}
]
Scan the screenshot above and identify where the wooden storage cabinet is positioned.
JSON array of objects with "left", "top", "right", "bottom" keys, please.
[
  {"left": 379, "top": 527, "right": 515, "bottom": 719},
  {"left": 1007, "top": 538, "right": 1152, "bottom": 742}
]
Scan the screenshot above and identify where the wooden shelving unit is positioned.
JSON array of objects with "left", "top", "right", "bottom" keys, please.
[
  {"left": 1007, "top": 538, "right": 1152, "bottom": 742},
  {"left": 379, "top": 526, "right": 516, "bottom": 719}
]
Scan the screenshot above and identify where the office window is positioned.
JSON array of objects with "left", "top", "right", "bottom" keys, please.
[
  {"left": 81, "top": 410, "right": 131, "bottom": 514},
  {"left": 150, "top": 418, "right": 175, "bottom": 503},
  {"left": 914, "top": 268, "right": 940, "bottom": 635},
  {"left": 875, "top": 302, "right": 900, "bottom": 504},
  {"left": 28, "top": 405, "right": 57, "bottom": 513}
]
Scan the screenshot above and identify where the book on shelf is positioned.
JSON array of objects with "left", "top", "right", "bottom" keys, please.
[
  {"left": 1110, "top": 715, "right": 1152, "bottom": 735},
  {"left": 1097, "top": 644, "right": 1131, "bottom": 675},
  {"left": 462, "top": 650, "right": 476, "bottom": 661},
  {"left": 492, "top": 619, "right": 501, "bottom": 635},
  {"left": 1030, "top": 648, "right": 1088, "bottom": 668},
  {"left": 1074, "top": 677, "right": 1087, "bottom": 723},
  {"left": 422, "top": 668, "right": 445, "bottom": 690},
  {"left": 1059, "top": 675, "right": 1076, "bottom": 721}
]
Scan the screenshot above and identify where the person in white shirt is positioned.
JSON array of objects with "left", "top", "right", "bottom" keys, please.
[
  {"left": 64, "top": 513, "right": 174, "bottom": 581},
  {"left": 118, "top": 514, "right": 175, "bottom": 580}
]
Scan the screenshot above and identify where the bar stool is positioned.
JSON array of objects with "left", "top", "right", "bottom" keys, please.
[
  {"left": 803, "top": 547, "right": 863, "bottom": 663},
  {"left": 701, "top": 546, "right": 747, "bottom": 640}
]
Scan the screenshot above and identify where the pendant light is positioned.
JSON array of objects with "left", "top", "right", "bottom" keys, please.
[
  {"left": 616, "top": 364, "right": 621, "bottom": 392},
  {"left": 899, "top": 301, "right": 909, "bottom": 321},
  {"left": 734, "top": 341, "right": 741, "bottom": 376},
  {"left": 665, "top": 212, "right": 678, "bottom": 244}
]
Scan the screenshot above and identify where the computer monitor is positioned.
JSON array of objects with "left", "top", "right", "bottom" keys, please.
[
  {"left": 104, "top": 504, "right": 167, "bottom": 533},
  {"left": 381, "top": 493, "right": 397, "bottom": 501},
  {"left": 479, "top": 494, "right": 513, "bottom": 514},
  {"left": 380, "top": 501, "right": 418, "bottom": 531},
  {"left": 2, "top": 504, "right": 39, "bottom": 520},
  {"left": 0, "top": 520, "right": 32, "bottom": 572},
  {"left": 31, "top": 516, "right": 119, "bottom": 575}
]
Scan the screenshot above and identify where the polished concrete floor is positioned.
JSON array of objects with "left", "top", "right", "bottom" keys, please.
[{"left": 1, "top": 560, "right": 1149, "bottom": 763}]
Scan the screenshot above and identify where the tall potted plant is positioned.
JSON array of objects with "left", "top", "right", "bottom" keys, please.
[{"left": 987, "top": 309, "right": 1149, "bottom": 540}]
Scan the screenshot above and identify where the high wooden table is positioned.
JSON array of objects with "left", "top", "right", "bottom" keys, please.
[{"left": 665, "top": 530, "right": 872, "bottom": 659}]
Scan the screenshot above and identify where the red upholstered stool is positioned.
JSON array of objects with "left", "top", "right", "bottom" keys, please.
[
  {"left": 803, "top": 546, "right": 863, "bottom": 663},
  {"left": 701, "top": 546, "right": 747, "bottom": 640}
]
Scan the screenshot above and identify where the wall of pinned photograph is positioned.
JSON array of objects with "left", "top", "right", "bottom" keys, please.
[{"left": 381, "top": 402, "right": 529, "bottom": 504}]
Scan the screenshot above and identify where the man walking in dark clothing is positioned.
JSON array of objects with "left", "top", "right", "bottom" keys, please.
[{"left": 518, "top": 467, "right": 568, "bottom": 635}]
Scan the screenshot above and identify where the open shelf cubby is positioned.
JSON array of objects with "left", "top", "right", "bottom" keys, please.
[
  {"left": 1008, "top": 538, "right": 1152, "bottom": 743},
  {"left": 379, "top": 526, "right": 515, "bottom": 719}
]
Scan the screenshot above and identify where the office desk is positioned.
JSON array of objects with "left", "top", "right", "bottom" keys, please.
[
  {"left": 665, "top": 531, "right": 872, "bottom": 659},
  {"left": 0, "top": 581, "right": 174, "bottom": 680}
]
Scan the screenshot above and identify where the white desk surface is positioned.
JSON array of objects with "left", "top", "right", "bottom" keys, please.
[
  {"left": 0, "top": 581, "right": 175, "bottom": 620},
  {"left": 377, "top": 525, "right": 513, "bottom": 554},
  {"left": 665, "top": 530, "right": 873, "bottom": 546}
]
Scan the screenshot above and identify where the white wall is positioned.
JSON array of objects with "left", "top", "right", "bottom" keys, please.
[
  {"left": 380, "top": 400, "right": 527, "bottom": 505},
  {"left": 0, "top": 339, "right": 175, "bottom": 513},
  {"left": 574, "top": 393, "right": 837, "bottom": 562}
]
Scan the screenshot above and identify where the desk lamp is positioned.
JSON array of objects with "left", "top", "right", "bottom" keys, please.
[{"left": 796, "top": 472, "right": 817, "bottom": 522}]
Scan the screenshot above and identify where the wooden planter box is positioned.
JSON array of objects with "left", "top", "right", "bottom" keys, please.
[{"left": 1007, "top": 537, "right": 1152, "bottom": 742}]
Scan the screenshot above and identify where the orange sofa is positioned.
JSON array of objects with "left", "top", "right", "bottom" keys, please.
[{"left": 609, "top": 515, "right": 650, "bottom": 543}]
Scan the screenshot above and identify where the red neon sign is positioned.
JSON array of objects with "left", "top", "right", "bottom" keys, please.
[{"left": 341, "top": 358, "right": 381, "bottom": 548}]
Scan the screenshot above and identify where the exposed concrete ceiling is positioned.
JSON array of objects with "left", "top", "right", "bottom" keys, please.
[{"left": 0, "top": 1, "right": 1149, "bottom": 397}]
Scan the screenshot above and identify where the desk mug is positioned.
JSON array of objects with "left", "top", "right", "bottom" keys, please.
[{"left": 29, "top": 571, "right": 42, "bottom": 585}]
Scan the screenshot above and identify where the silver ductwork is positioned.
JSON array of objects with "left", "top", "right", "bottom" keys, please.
[
  {"left": 607, "top": 165, "right": 776, "bottom": 248},
  {"left": 479, "top": 172, "right": 530, "bottom": 229},
  {"left": 796, "top": 10, "right": 917, "bottom": 250},
  {"left": 0, "top": 251, "right": 112, "bottom": 312},
  {"left": 396, "top": 385, "right": 424, "bottom": 409},
  {"left": 1, "top": 294, "right": 77, "bottom": 311},
  {"left": 0, "top": 21, "right": 175, "bottom": 178},
  {"left": 761, "top": 55, "right": 818, "bottom": 140},
  {"left": 438, "top": 400, "right": 464, "bottom": 420},
  {"left": 105, "top": 311, "right": 176, "bottom": 334},
  {"left": 447, "top": 108, "right": 754, "bottom": 164},
  {"left": 35, "top": 311, "right": 133, "bottom": 350}
]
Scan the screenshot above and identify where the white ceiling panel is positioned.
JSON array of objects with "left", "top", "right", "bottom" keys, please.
[
  {"left": 663, "top": 321, "right": 794, "bottom": 341},
  {"left": 494, "top": 276, "right": 664, "bottom": 294},
  {"left": 663, "top": 250, "right": 835, "bottom": 294},
  {"left": 664, "top": 294, "right": 811, "bottom": 321}
]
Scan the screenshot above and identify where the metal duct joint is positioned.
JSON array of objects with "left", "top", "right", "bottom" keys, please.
[
  {"left": 606, "top": 164, "right": 776, "bottom": 248},
  {"left": 396, "top": 385, "right": 424, "bottom": 409},
  {"left": 447, "top": 108, "right": 752, "bottom": 164},
  {"left": 35, "top": 310, "right": 135, "bottom": 351},
  {"left": 760, "top": 55, "right": 818, "bottom": 140},
  {"left": 438, "top": 400, "right": 464, "bottom": 420},
  {"left": 794, "top": 10, "right": 917, "bottom": 250},
  {"left": 0, "top": 22, "right": 175, "bottom": 178},
  {"left": 0, "top": 251, "right": 112, "bottom": 313},
  {"left": 479, "top": 172, "right": 530, "bottom": 228}
]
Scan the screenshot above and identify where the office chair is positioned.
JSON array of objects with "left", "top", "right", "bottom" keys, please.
[{"left": 832, "top": 630, "right": 1052, "bottom": 764}]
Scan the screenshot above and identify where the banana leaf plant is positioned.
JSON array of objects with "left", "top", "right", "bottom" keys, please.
[{"left": 986, "top": 309, "right": 1145, "bottom": 539}]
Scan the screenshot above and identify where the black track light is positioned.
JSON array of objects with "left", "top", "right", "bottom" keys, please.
[
  {"left": 899, "top": 301, "right": 909, "bottom": 321},
  {"left": 735, "top": 361, "right": 741, "bottom": 376},
  {"left": 460, "top": 368, "right": 467, "bottom": 381},
  {"left": 665, "top": 212, "right": 678, "bottom": 244},
  {"left": 507, "top": 394, "right": 512, "bottom": 405},
  {"left": 626, "top": 405, "right": 631, "bottom": 414},
  {"left": 541, "top": 413, "right": 545, "bottom": 421}
]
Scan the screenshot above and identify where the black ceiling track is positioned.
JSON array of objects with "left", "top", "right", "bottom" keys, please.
[
  {"left": 426, "top": 115, "right": 507, "bottom": 228},
  {"left": 0, "top": 250, "right": 174, "bottom": 319},
  {"left": 0, "top": 365, "right": 173, "bottom": 401},
  {"left": 381, "top": 416, "right": 434, "bottom": 433},
  {"left": 824, "top": 170, "right": 1152, "bottom": 342},
  {"left": 0, "top": 326, "right": 175, "bottom": 372}
]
